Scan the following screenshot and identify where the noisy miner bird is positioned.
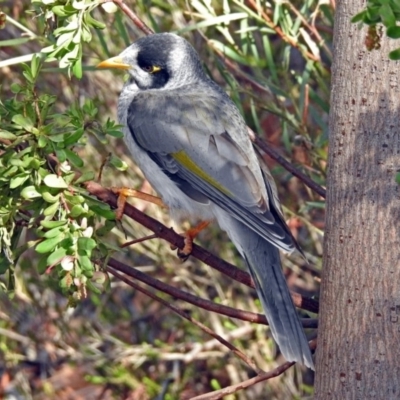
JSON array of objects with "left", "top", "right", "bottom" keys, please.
[{"left": 98, "top": 33, "right": 314, "bottom": 369}]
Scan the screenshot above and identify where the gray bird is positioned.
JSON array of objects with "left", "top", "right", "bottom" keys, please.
[{"left": 98, "top": 33, "right": 314, "bottom": 369}]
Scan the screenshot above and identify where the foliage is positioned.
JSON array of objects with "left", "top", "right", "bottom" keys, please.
[
  {"left": 352, "top": 0, "right": 400, "bottom": 59},
  {"left": 0, "top": 54, "right": 126, "bottom": 300},
  {"left": 0, "top": 0, "right": 327, "bottom": 398}
]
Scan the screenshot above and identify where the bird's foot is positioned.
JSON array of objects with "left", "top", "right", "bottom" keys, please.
[
  {"left": 171, "top": 221, "right": 210, "bottom": 261},
  {"left": 110, "top": 187, "right": 165, "bottom": 220}
]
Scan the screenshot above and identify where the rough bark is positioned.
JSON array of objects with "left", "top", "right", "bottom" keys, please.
[{"left": 314, "top": 2, "right": 400, "bottom": 399}]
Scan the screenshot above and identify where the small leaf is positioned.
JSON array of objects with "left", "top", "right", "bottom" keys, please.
[
  {"left": 69, "top": 204, "right": 85, "bottom": 218},
  {"left": 74, "top": 171, "right": 95, "bottom": 184},
  {"left": 72, "top": 57, "right": 83, "bottom": 79},
  {"left": 12, "top": 114, "right": 34, "bottom": 132},
  {"left": 21, "top": 185, "right": 41, "bottom": 199},
  {"left": 36, "top": 236, "right": 64, "bottom": 253},
  {"left": 47, "top": 247, "right": 68, "bottom": 267},
  {"left": 38, "top": 136, "right": 48, "bottom": 148},
  {"left": 9, "top": 173, "right": 29, "bottom": 189},
  {"left": 90, "top": 205, "right": 116, "bottom": 220},
  {"left": 379, "top": 3, "right": 396, "bottom": 27},
  {"left": 43, "top": 226, "right": 66, "bottom": 238},
  {"left": 43, "top": 201, "right": 60, "bottom": 217},
  {"left": 40, "top": 219, "right": 68, "bottom": 229},
  {"left": 55, "top": 149, "right": 67, "bottom": 162},
  {"left": 0, "top": 130, "right": 17, "bottom": 140},
  {"left": 77, "top": 237, "right": 96, "bottom": 253},
  {"left": 351, "top": 10, "right": 367, "bottom": 23},
  {"left": 78, "top": 254, "right": 93, "bottom": 270},
  {"left": 63, "top": 127, "right": 84, "bottom": 146},
  {"left": 109, "top": 155, "right": 128, "bottom": 171},
  {"left": 65, "top": 148, "right": 84, "bottom": 168},
  {"left": 38, "top": 255, "right": 48, "bottom": 274},
  {"left": 389, "top": 47, "right": 400, "bottom": 60},
  {"left": 41, "top": 191, "right": 61, "bottom": 203},
  {"left": 387, "top": 26, "right": 400, "bottom": 38},
  {"left": 44, "top": 174, "right": 68, "bottom": 188}
]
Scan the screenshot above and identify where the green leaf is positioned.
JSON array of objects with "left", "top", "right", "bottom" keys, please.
[
  {"left": 74, "top": 171, "right": 95, "bottom": 184},
  {"left": 41, "top": 190, "right": 61, "bottom": 203},
  {"left": 104, "top": 128, "right": 123, "bottom": 138},
  {"left": 379, "top": 3, "right": 396, "bottom": 27},
  {"left": 78, "top": 254, "right": 93, "bottom": 270},
  {"left": 20, "top": 185, "right": 41, "bottom": 199},
  {"left": 109, "top": 155, "right": 128, "bottom": 171},
  {"left": 38, "top": 136, "right": 48, "bottom": 148},
  {"left": 36, "top": 236, "right": 64, "bottom": 253},
  {"left": 0, "top": 130, "right": 17, "bottom": 140},
  {"left": 43, "top": 226, "right": 66, "bottom": 238},
  {"left": 37, "top": 254, "right": 48, "bottom": 274},
  {"left": 65, "top": 148, "right": 84, "bottom": 168},
  {"left": 44, "top": 174, "right": 68, "bottom": 188},
  {"left": 72, "top": 57, "right": 83, "bottom": 79},
  {"left": 40, "top": 219, "right": 68, "bottom": 229},
  {"left": 69, "top": 204, "right": 85, "bottom": 218},
  {"left": 90, "top": 205, "right": 115, "bottom": 220},
  {"left": 12, "top": 114, "right": 34, "bottom": 132},
  {"left": 47, "top": 247, "right": 68, "bottom": 266},
  {"left": 209, "top": 39, "right": 266, "bottom": 67},
  {"left": 176, "top": 13, "right": 248, "bottom": 34},
  {"left": 9, "top": 173, "right": 30, "bottom": 189},
  {"left": 43, "top": 201, "right": 60, "bottom": 217},
  {"left": 389, "top": 47, "right": 400, "bottom": 60},
  {"left": 0, "top": 256, "right": 11, "bottom": 274},
  {"left": 77, "top": 237, "right": 96, "bottom": 253},
  {"left": 387, "top": 26, "right": 400, "bottom": 38},
  {"left": 55, "top": 149, "right": 67, "bottom": 162},
  {"left": 64, "top": 127, "right": 84, "bottom": 146},
  {"left": 351, "top": 10, "right": 367, "bottom": 23}
]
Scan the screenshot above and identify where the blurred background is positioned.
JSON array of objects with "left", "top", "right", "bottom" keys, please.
[{"left": 0, "top": 0, "right": 331, "bottom": 398}]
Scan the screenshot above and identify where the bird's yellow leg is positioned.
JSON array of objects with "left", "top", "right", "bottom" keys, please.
[
  {"left": 174, "top": 220, "right": 211, "bottom": 260},
  {"left": 111, "top": 187, "right": 166, "bottom": 220}
]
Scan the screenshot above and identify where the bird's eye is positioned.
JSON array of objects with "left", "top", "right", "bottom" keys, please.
[{"left": 141, "top": 65, "right": 161, "bottom": 74}]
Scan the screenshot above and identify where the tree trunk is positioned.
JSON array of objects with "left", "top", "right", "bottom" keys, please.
[{"left": 314, "top": 2, "right": 400, "bottom": 399}]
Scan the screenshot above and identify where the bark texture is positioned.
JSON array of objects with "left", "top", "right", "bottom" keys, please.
[{"left": 314, "top": 2, "right": 400, "bottom": 399}]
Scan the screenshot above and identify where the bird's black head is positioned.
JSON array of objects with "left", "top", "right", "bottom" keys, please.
[{"left": 118, "top": 33, "right": 205, "bottom": 90}]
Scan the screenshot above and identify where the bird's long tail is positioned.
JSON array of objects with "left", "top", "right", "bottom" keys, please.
[{"left": 216, "top": 212, "right": 314, "bottom": 369}]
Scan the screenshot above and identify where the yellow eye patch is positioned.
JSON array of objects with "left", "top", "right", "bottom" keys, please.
[{"left": 142, "top": 65, "right": 161, "bottom": 74}]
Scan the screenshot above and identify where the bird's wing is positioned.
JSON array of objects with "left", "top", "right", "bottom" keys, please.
[{"left": 127, "top": 89, "right": 295, "bottom": 252}]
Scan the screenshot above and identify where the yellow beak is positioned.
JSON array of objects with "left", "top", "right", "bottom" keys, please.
[{"left": 97, "top": 56, "right": 130, "bottom": 70}]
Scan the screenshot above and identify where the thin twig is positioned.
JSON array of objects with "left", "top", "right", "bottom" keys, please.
[
  {"left": 247, "top": 0, "right": 320, "bottom": 62},
  {"left": 190, "top": 362, "right": 295, "bottom": 400},
  {"left": 105, "top": 257, "right": 318, "bottom": 328},
  {"left": 107, "top": 267, "right": 263, "bottom": 373},
  {"left": 102, "top": 0, "right": 154, "bottom": 35},
  {"left": 285, "top": 1, "right": 332, "bottom": 60},
  {"left": 191, "top": 339, "right": 317, "bottom": 399},
  {"left": 302, "top": 83, "right": 310, "bottom": 127},
  {"left": 120, "top": 233, "right": 158, "bottom": 248},
  {"left": 251, "top": 134, "right": 326, "bottom": 198}
]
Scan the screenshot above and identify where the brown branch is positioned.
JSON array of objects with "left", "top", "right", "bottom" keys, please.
[
  {"left": 107, "top": 267, "right": 263, "bottom": 373},
  {"left": 251, "top": 134, "right": 326, "bottom": 199},
  {"left": 103, "top": 0, "right": 154, "bottom": 35},
  {"left": 191, "top": 362, "right": 295, "bottom": 400},
  {"left": 85, "top": 180, "right": 319, "bottom": 314},
  {"left": 286, "top": 1, "right": 332, "bottom": 60},
  {"left": 190, "top": 339, "right": 317, "bottom": 400},
  {"left": 105, "top": 257, "right": 318, "bottom": 328}
]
